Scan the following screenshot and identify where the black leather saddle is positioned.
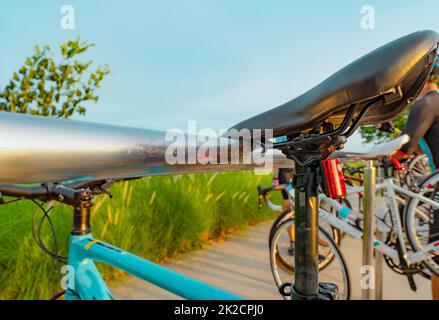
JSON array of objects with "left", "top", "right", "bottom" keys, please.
[{"left": 228, "top": 30, "right": 439, "bottom": 141}]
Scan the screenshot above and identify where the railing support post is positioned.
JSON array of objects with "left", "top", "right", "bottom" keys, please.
[
  {"left": 362, "top": 160, "right": 376, "bottom": 300},
  {"left": 375, "top": 229, "right": 384, "bottom": 300}
]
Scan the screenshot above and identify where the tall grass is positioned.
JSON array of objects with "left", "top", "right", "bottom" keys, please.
[{"left": 0, "top": 171, "right": 279, "bottom": 299}]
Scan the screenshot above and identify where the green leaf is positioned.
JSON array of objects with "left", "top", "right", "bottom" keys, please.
[
  {"left": 60, "top": 43, "right": 68, "bottom": 56},
  {"left": 3, "top": 39, "right": 109, "bottom": 118}
]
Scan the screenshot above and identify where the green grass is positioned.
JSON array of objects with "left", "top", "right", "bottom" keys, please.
[{"left": 0, "top": 171, "right": 280, "bottom": 300}]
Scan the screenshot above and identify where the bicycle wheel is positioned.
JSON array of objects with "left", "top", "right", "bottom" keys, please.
[
  {"left": 405, "top": 154, "right": 432, "bottom": 187},
  {"left": 270, "top": 219, "right": 350, "bottom": 300},
  {"left": 268, "top": 208, "right": 294, "bottom": 246},
  {"left": 268, "top": 205, "right": 341, "bottom": 248},
  {"left": 404, "top": 169, "right": 439, "bottom": 277},
  {"left": 269, "top": 207, "right": 341, "bottom": 275}
]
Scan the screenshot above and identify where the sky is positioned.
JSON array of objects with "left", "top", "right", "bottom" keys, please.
[{"left": 1, "top": 0, "right": 439, "bottom": 152}]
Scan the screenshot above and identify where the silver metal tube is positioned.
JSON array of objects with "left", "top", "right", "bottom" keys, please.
[
  {"left": 362, "top": 160, "right": 376, "bottom": 300},
  {"left": 374, "top": 166, "right": 384, "bottom": 300},
  {"left": 375, "top": 230, "right": 384, "bottom": 300},
  {"left": 0, "top": 112, "right": 292, "bottom": 184}
]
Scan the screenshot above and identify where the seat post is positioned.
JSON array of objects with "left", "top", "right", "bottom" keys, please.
[{"left": 291, "top": 162, "right": 319, "bottom": 300}]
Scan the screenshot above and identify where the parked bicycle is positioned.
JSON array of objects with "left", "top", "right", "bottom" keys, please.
[
  {"left": 0, "top": 30, "right": 437, "bottom": 300},
  {"left": 262, "top": 135, "right": 439, "bottom": 299},
  {"left": 233, "top": 31, "right": 439, "bottom": 300}
]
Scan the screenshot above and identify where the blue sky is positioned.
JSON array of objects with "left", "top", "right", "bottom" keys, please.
[{"left": 1, "top": 1, "right": 439, "bottom": 152}]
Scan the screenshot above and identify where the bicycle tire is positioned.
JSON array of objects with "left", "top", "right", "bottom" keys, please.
[
  {"left": 268, "top": 202, "right": 345, "bottom": 249},
  {"left": 405, "top": 154, "right": 432, "bottom": 187},
  {"left": 404, "top": 169, "right": 439, "bottom": 277},
  {"left": 269, "top": 211, "right": 338, "bottom": 273},
  {"left": 269, "top": 218, "right": 351, "bottom": 300}
]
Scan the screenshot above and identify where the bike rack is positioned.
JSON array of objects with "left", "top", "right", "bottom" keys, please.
[
  {"left": 336, "top": 155, "right": 384, "bottom": 300},
  {"left": 374, "top": 163, "right": 385, "bottom": 300},
  {"left": 375, "top": 227, "right": 385, "bottom": 300},
  {"left": 362, "top": 160, "right": 383, "bottom": 300},
  {"left": 362, "top": 161, "right": 375, "bottom": 299}
]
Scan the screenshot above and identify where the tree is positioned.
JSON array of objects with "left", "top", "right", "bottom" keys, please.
[
  {"left": 359, "top": 108, "right": 409, "bottom": 144},
  {"left": 0, "top": 39, "right": 110, "bottom": 118},
  {"left": 359, "top": 76, "right": 439, "bottom": 144}
]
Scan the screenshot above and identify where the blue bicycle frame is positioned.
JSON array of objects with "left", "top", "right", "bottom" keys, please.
[{"left": 65, "top": 233, "right": 244, "bottom": 300}]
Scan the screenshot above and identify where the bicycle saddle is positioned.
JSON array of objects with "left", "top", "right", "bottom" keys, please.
[
  {"left": 332, "top": 134, "right": 410, "bottom": 159},
  {"left": 365, "top": 134, "right": 410, "bottom": 157},
  {"left": 228, "top": 30, "right": 439, "bottom": 140}
]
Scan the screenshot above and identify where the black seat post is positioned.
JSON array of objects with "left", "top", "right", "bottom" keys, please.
[{"left": 292, "top": 162, "right": 319, "bottom": 300}]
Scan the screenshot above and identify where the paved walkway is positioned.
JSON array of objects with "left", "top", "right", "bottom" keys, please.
[{"left": 111, "top": 220, "right": 432, "bottom": 300}]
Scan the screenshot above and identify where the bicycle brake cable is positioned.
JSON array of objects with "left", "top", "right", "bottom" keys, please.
[{"left": 31, "top": 197, "right": 70, "bottom": 299}]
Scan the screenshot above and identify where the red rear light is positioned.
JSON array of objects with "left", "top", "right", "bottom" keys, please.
[
  {"left": 320, "top": 158, "right": 347, "bottom": 199},
  {"left": 395, "top": 149, "right": 409, "bottom": 158},
  {"left": 390, "top": 156, "right": 405, "bottom": 171}
]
